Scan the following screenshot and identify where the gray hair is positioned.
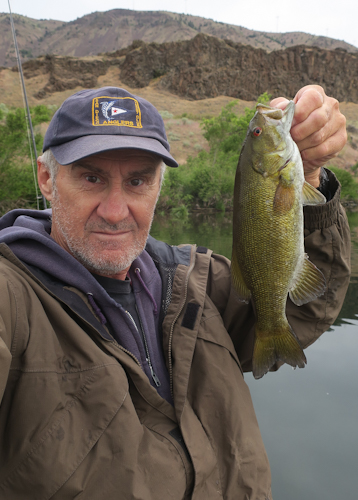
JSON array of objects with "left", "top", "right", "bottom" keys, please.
[
  {"left": 39, "top": 149, "right": 167, "bottom": 188},
  {"left": 39, "top": 149, "right": 60, "bottom": 184},
  {"left": 159, "top": 161, "right": 166, "bottom": 186}
]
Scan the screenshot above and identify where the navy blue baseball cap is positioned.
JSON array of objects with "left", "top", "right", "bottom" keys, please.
[{"left": 43, "top": 86, "right": 178, "bottom": 168}]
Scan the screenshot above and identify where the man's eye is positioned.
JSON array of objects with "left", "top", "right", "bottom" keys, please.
[
  {"left": 85, "top": 175, "right": 101, "bottom": 184},
  {"left": 130, "top": 178, "right": 144, "bottom": 187}
]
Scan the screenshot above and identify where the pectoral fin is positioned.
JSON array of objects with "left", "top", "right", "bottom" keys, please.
[
  {"left": 289, "top": 254, "right": 326, "bottom": 306},
  {"left": 302, "top": 181, "right": 326, "bottom": 205},
  {"left": 231, "top": 247, "right": 251, "bottom": 303},
  {"left": 273, "top": 184, "right": 295, "bottom": 214}
]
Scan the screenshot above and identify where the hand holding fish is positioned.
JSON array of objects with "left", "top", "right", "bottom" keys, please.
[{"left": 271, "top": 85, "right": 347, "bottom": 187}]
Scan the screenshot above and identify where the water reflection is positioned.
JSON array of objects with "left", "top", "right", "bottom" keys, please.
[
  {"left": 152, "top": 212, "right": 233, "bottom": 258},
  {"left": 335, "top": 209, "right": 358, "bottom": 326},
  {"left": 151, "top": 208, "right": 358, "bottom": 500},
  {"left": 334, "top": 280, "right": 358, "bottom": 326},
  {"left": 246, "top": 321, "right": 358, "bottom": 499}
]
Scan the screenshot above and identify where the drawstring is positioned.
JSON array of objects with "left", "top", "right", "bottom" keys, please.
[
  {"left": 134, "top": 267, "right": 158, "bottom": 315},
  {"left": 87, "top": 293, "right": 107, "bottom": 325}
]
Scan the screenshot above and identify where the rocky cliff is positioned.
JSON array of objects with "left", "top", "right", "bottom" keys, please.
[
  {"left": 119, "top": 35, "right": 358, "bottom": 102},
  {"left": 16, "top": 34, "right": 358, "bottom": 103}
]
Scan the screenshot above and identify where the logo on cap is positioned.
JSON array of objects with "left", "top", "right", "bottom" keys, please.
[{"left": 92, "top": 96, "right": 142, "bottom": 128}]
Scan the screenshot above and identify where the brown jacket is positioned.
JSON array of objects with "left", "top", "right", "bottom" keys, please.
[{"left": 0, "top": 177, "right": 351, "bottom": 499}]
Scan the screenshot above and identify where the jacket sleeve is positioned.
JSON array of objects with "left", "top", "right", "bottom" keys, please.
[
  {"left": 0, "top": 274, "right": 16, "bottom": 403},
  {"left": 207, "top": 169, "right": 351, "bottom": 372}
]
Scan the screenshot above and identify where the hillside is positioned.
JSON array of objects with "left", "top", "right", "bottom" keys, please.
[
  {"left": 1, "top": 9, "right": 357, "bottom": 68},
  {"left": 1, "top": 34, "right": 357, "bottom": 174},
  {"left": 2, "top": 34, "right": 358, "bottom": 104}
]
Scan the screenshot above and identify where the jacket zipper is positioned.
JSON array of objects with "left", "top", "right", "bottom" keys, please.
[
  {"left": 2, "top": 252, "right": 145, "bottom": 371},
  {"left": 168, "top": 246, "right": 196, "bottom": 398},
  {"left": 126, "top": 308, "right": 161, "bottom": 387},
  {"left": 72, "top": 304, "right": 144, "bottom": 369},
  {"left": 66, "top": 294, "right": 159, "bottom": 383}
]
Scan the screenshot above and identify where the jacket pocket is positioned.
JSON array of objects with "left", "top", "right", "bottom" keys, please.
[{"left": 197, "top": 294, "right": 243, "bottom": 375}]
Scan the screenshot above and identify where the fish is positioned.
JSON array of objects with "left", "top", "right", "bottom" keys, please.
[{"left": 231, "top": 101, "right": 327, "bottom": 379}]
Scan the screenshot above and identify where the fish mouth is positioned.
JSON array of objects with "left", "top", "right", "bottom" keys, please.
[
  {"left": 256, "top": 101, "right": 295, "bottom": 132},
  {"left": 256, "top": 105, "right": 284, "bottom": 120}
]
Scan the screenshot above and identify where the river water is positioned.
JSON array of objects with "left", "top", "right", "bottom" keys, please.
[{"left": 151, "top": 208, "right": 358, "bottom": 500}]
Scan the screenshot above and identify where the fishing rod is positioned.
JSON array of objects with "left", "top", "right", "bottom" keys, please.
[{"left": 7, "top": 0, "right": 47, "bottom": 210}]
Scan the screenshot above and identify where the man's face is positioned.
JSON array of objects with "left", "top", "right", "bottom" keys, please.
[{"left": 47, "top": 149, "right": 162, "bottom": 279}]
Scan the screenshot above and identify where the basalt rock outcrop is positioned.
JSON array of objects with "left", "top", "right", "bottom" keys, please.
[
  {"left": 16, "top": 33, "right": 358, "bottom": 103},
  {"left": 119, "top": 34, "right": 358, "bottom": 102},
  {"left": 18, "top": 54, "right": 109, "bottom": 98}
]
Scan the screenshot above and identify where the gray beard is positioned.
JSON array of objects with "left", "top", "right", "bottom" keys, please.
[
  {"left": 51, "top": 196, "right": 152, "bottom": 276},
  {"left": 67, "top": 234, "right": 146, "bottom": 276}
]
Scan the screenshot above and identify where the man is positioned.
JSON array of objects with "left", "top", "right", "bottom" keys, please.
[{"left": 0, "top": 86, "right": 351, "bottom": 499}]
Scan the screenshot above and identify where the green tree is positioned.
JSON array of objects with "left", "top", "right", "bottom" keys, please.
[
  {"left": 159, "top": 93, "right": 271, "bottom": 212},
  {"left": 0, "top": 105, "right": 54, "bottom": 214}
]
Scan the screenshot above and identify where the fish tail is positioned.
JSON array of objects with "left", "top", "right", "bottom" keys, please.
[{"left": 252, "top": 323, "right": 307, "bottom": 379}]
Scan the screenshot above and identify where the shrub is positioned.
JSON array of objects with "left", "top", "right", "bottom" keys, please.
[
  {"left": 0, "top": 105, "right": 55, "bottom": 209},
  {"left": 158, "top": 93, "right": 271, "bottom": 211},
  {"left": 351, "top": 161, "right": 358, "bottom": 173},
  {"left": 159, "top": 110, "right": 173, "bottom": 119},
  {"left": 329, "top": 166, "right": 358, "bottom": 200},
  {"left": 168, "top": 132, "right": 181, "bottom": 141}
]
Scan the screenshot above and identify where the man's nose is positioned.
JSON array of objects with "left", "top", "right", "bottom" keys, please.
[{"left": 96, "top": 185, "right": 130, "bottom": 224}]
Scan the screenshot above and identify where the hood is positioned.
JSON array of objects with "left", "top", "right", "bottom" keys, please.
[{"left": 0, "top": 208, "right": 172, "bottom": 403}]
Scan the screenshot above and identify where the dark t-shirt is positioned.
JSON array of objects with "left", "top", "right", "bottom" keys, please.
[{"left": 92, "top": 273, "right": 141, "bottom": 332}]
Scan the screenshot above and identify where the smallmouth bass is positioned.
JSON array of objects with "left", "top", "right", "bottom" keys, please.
[{"left": 232, "top": 101, "right": 326, "bottom": 379}]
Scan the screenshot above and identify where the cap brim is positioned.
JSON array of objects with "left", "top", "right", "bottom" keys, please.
[{"left": 49, "top": 135, "right": 178, "bottom": 168}]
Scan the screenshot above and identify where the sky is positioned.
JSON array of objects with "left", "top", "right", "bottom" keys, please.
[{"left": 3, "top": 0, "right": 358, "bottom": 49}]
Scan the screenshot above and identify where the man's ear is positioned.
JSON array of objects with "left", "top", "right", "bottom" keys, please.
[{"left": 37, "top": 158, "right": 54, "bottom": 201}]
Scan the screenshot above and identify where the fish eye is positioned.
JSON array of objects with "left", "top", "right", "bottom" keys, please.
[{"left": 252, "top": 127, "right": 262, "bottom": 137}]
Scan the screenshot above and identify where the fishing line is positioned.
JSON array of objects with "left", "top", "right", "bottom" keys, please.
[{"left": 7, "top": 0, "right": 47, "bottom": 210}]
